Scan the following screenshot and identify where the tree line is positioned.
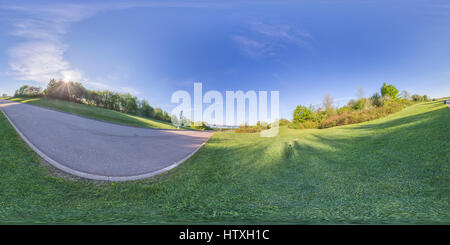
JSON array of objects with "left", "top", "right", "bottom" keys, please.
[
  {"left": 291, "top": 82, "right": 431, "bottom": 129},
  {"left": 14, "top": 79, "right": 172, "bottom": 122}
]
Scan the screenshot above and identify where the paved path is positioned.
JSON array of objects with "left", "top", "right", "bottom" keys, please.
[{"left": 0, "top": 100, "right": 214, "bottom": 181}]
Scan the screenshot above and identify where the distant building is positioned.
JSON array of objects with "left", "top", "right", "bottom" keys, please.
[
  {"left": 444, "top": 100, "right": 450, "bottom": 105},
  {"left": 2, "top": 94, "right": 8, "bottom": 97}
]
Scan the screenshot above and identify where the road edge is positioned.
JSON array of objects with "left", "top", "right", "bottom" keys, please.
[{"left": 0, "top": 102, "right": 209, "bottom": 181}]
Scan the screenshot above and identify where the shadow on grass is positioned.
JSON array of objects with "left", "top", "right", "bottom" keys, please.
[{"left": 243, "top": 104, "right": 450, "bottom": 223}]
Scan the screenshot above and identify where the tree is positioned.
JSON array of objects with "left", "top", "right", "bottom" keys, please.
[
  {"left": 154, "top": 108, "right": 164, "bottom": 120},
  {"left": 370, "top": 92, "right": 383, "bottom": 107},
  {"left": 401, "top": 90, "right": 410, "bottom": 100},
  {"left": 322, "top": 94, "right": 336, "bottom": 115},
  {"left": 381, "top": 82, "right": 399, "bottom": 99},
  {"left": 293, "top": 105, "right": 312, "bottom": 123},
  {"left": 15, "top": 85, "right": 29, "bottom": 96},
  {"left": 357, "top": 86, "right": 365, "bottom": 99},
  {"left": 139, "top": 99, "right": 154, "bottom": 118},
  {"left": 43, "top": 79, "right": 57, "bottom": 95},
  {"left": 23, "top": 86, "right": 42, "bottom": 97},
  {"left": 411, "top": 94, "right": 423, "bottom": 102},
  {"left": 349, "top": 98, "right": 368, "bottom": 110}
]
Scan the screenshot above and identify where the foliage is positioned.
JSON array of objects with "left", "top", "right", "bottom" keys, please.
[
  {"left": 190, "top": 122, "right": 213, "bottom": 131},
  {"left": 411, "top": 94, "right": 431, "bottom": 102},
  {"left": 370, "top": 92, "right": 384, "bottom": 107},
  {"left": 138, "top": 99, "right": 155, "bottom": 118},
  {"left": 235, "top": 122, "right": 270, "bottom": 133},
  {"left": 293, "top": 105, "right": 312, "bottom": 123},
  {"left": 319, "top": 101, "right": 409, "bottom": 128},
  {"left": 290, "top": 83, "right": 420, "bottom": 130},
  {"left": 381, "top": 82, "right": 399, "bottom": 99},
  {"left": 348, "top": 98, "right": 370, "bottom": 110},
  {"left": 14, "top": 85, "right": 42, "bottom": 97},
  {"left": 8, "top": 97, "right": 177, "bottom": 129},
  {"left": 277, "top": 119, "right": 291, "bottom": 126},
  {"left": 14, "top": 79, "right": 172, "bottom": 122}
]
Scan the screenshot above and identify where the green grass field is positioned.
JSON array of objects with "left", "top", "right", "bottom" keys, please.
[
  {"left": 6, "top": 97, "right": 179, "bottom": 129},
  {"left": 0, "top": 100, "right": 448, "bottom": 224}
]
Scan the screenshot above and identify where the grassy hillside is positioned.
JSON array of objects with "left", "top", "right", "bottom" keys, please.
[
  {"left": 0, "top": 100, "right": 448, "bottom": 224},
  {"left": 6, "top": 97, "right": 179, "bottom": 130}
]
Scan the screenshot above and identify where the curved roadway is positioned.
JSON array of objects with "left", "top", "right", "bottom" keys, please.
[{"left": 0, "top": 100, "right": 214, "bottom": 181}]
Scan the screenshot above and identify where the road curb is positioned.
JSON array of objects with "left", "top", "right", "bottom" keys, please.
[{"left": 0, "top": 101, "right": 210, "bottom": 181}]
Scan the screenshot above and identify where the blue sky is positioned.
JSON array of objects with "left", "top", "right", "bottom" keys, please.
[{"left": 0, "top": 0, "right": 449, "bottom": 120}]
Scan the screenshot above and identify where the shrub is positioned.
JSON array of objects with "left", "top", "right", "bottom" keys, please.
[
  {"left": 139, "top": 99, "right": 154, "bottom": 118},
  {"left": 293, "top": 105, "right": 312, "bottom": 123},
  {"left": 15, "top": 85, "right": 42, "bottom": 97},
  {"left": 319, "top": 101, "right": 407, "bottom": 128},
  {"left": 370, "top": 92, "right": 384, "bottom": 107},
  {"left": 381, "top": 82, "right": 399, "bottom": 100},
  {"left": 235, "top": 122, "right": 270, "bottom": 133},
  {"left": 349, "top": 98, "right": 370, "bottom": 110},
  {"left": 278, "top": 119, "right": 291, "bottom": 126},
  {"left": 190, "top": 122, "right": 212, "bottom": 130}
]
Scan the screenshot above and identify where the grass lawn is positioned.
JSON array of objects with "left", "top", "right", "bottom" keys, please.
[
  {"left": 6, "top": 97, "right": 179, "bottom": 130},
  {"left": 0, "top": 100, "right": 448, "bottom": 224}
]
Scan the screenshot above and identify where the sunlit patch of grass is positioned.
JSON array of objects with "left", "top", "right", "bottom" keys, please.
[
  {"left": 0, "top": 100, "right": 448, "bottom": 224},
  {"left": 20, "top": 98, "right": 41, "bottom": 103}
]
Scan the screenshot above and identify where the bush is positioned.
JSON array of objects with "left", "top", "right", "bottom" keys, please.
[
  {"left": 277, "top": 119, "right": 291, "bottom": 126},
  {"left": 288, "top": 120, "right": 319, "bottom": 129},
  {"left": 319, "top": 101, "right": 408, "bottom": 128},
  {"left": 139, "top": 100, "right": 154, "bottom": 118},
  {"left": 290, "top": 82, "right": 416, "bottom": 130},
  {"left": 349, "top": 98, "right": 370, "bottom": 110},
  {"left": 190, "top": 122, "right": 212, "bottom": 131},
  {"left": 293, "top": 105, "right": 312, "bottom": 123},
  {"left": 15, "top": 85, "right": 42, "bottom": 97},
  {"left": 235, "top": 122, "right": 270, "bottom": 133},
  {"left": 381, "top": 82, "right": 399, "bottom": 100},
  {"left": 370, "top": 92, "right": 384, "bottom": 107}
]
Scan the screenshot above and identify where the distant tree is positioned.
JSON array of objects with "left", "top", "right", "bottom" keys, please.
[
  {"left": 15, "top": 85, "right": 29, "bottom": 96},
  {"left": 423, "top": 95, "right": 429, "bottom": 101},
  {"left": 381, "top": 82, "right": 399, "bottom": 99},
  {"left": 401, "top": 90, "right": 410, "bottom": 100},
  {"left": 322, "top": 94, "right": 336, "bottom": 115},
  {"left": 139, "top": 99, "right": 154, "bottom": 118},
  {"left": 349, "top": 98, "right": 369, "bottom": 110},
  {"left": 357, "top": 86, "right": 365, "bottom": 99},
  {"left": 411, "top": 94, "right": 423, "bottom": 102},
  {"left": 23, "top": 86, "right": 42, "bottom": 97},
  {"left": 154, "top": 108, "right": 164, "bottom": 121},
  {"left": 293, "top": 105, "right": 312, "bottom": 123},
  {"left": 43, "top": 79, "right": 57, "bottom": 95}
]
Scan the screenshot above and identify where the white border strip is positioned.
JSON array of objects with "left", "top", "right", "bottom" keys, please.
[{"left": 0, "top": 103, "right": 210, "bottom": 182}]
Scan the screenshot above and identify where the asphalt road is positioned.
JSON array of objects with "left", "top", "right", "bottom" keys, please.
[{"left": 0, "top": 99, "right": 214, "bottom": 181}]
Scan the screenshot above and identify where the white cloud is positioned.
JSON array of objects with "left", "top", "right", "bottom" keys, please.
[
  {"left": 4, "top": 2, "right": 229, "bottom": 92},
  {"left": 233, "top": 20, "right": 312, "bottom": 58},
  {"left": 232, "top": 36, "right": 266, "bottom": 58},
  {"left": 6, "top": 4, "right": 95, "bottom": 85},
  {"left": 4, "top": 3, "right": 145, "bottom": 95},
  {"left": 249, "top": 21, "right": 311, "bottom": 45}
]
